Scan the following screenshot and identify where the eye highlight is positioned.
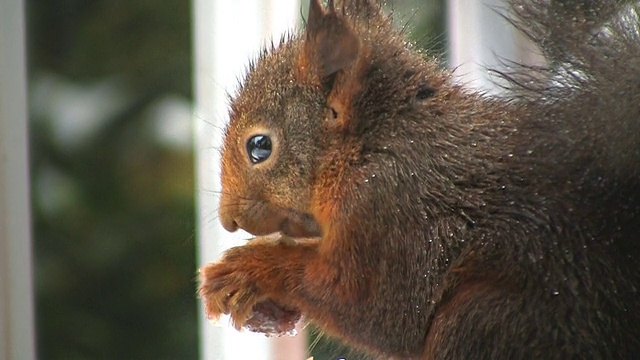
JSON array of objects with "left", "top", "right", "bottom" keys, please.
[{"left": 246, "top": 135, "right": 272, "bottom": 164}]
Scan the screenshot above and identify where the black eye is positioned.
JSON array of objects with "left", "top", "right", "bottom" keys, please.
[{"left": 246, "top": 135, "right": 272, "bottom": 164}]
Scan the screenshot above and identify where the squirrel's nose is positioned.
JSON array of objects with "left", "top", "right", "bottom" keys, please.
[
  {"left": 218, "top": 191, "right": 239, "bottom": 232},
  {"left": 220, "top": 215, "right": 239, "bottom": 232},
  {"left": 218, "top": 202, "right": 239, "bottom": 232}
]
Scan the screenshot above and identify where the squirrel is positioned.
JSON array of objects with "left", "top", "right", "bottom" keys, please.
[{"left": 199, "top": 0, "right": 640, "bottom": 358}]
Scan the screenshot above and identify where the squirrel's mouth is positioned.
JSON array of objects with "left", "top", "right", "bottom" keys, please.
[
  {"left": 219, "top": 201, "right": 321, "bottom": 239},
  {"left": 278, "top": 210, "right": 321, "bottom": 238}
]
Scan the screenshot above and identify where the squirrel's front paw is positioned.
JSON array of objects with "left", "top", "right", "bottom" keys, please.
[
  {"left": 199, "top": 252, "right": 263, "bottom": 329},
  {"left": 198, "top": 242, "right": 302, "bottom": 336}
]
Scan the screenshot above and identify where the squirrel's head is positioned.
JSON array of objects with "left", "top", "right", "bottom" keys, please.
[{"left": 219, "top": 0, "right": 445, "bottom": 238}]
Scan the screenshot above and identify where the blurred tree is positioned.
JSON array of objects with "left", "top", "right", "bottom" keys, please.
[
  {"left": 387, "top": 0, "right": 447, "bottom": 58},
  {"left": 27, "top": 0, "right": 196, "bottom": 358}
]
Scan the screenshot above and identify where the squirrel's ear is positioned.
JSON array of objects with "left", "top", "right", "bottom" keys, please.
[
  {"left": 304, "top": 0, "right": 360, "bottom": 80},
  {"left": 302, "top": 0, "right": 378, "bottom": 132}
]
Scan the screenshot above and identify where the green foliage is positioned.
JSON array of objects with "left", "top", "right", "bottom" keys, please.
[{"left": 28, "top": 0, "right": 196, "bottom": 358}]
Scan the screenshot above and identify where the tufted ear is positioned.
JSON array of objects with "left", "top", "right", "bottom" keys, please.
[
  {"left": 305, "top": 0, "right": 360, "bottom": 80},
  {"left": 302, "top": 0, "right": 380, "bottom": 132}
]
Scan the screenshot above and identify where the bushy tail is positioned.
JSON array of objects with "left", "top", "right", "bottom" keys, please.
[{"left": 507, "top": 0, "right": 640, "bottom": 178}]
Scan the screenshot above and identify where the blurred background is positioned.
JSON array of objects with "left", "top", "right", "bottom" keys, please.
[{"left": 26, "top": 0, "right": 444, "bottom": 358}]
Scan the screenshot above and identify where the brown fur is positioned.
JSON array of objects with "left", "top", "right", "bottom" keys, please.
[{"left": 200, "top": 0, "right": 640, "bottom": 358}]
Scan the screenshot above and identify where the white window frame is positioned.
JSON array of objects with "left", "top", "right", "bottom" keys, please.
[{"left": 0, "top": 0, "right": 37, "bottom": 359}]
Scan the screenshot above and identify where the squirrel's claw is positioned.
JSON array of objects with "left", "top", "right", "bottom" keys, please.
[
  {"left": 198, "top": 259, "right": 263, "bottom": 328},
  {"left": 198, "top": 240, "right": 307, "bottom": 336}
]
